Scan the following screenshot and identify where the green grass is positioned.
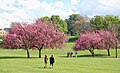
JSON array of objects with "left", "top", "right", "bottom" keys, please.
[{"left": 0, "top": 43, "right": 120, "bottom": 73}]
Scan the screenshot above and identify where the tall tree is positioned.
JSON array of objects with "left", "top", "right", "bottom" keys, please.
[
  {"left": 57, "top": 19, "right": 68, "bottom": 33},
  {"left": 90, "top": 15, "right": 106, "bottom": 30},
  {"left": 90, "top": 15, "right": 120, "bottom": 30},
  {"left": 51, "top": 15, "right": 68, "bottom": 33},
  {"left": 66, "top": 14, "right": 81, "bottom": 35},
  {"left": 66, "top": 14, "right": 94, "bottom": 36},
  {"left": 41, "top": 15, "right": 68, "bottom": 33}
]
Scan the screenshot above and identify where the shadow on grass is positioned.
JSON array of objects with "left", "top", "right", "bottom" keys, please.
[
  {"left": 68, "top": 37, "right": 78, "bottom": 42},
  {"left": 59, "top": 54, "right": 117, "bottom": 58},
  {"left": 76, "top": 54, "right": 108, "bottom": 57},
  {"left": 34, "top": 67, "right": 44, "bottom": 69},
  {"left": 33, "top": 67, "right": 51, "bottom": 70},
  {"left": 0, "top": 56, "right": 39, "bottom": 59}
]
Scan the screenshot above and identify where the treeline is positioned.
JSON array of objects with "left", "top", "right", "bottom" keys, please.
[
  {"left": 38, "top": 14, "right": 120, "bottom": 39},
  {"left": 66, "top": 14, "right": 120, "bottom": 37}
]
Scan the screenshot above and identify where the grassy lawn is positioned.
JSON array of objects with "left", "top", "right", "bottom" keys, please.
[{"left": 0, "top": 43, "right": 120, "bottom": 73}]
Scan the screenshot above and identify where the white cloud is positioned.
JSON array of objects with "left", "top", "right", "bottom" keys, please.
[
  {"left": 54, "top": 1, "right": 64, "bottom": 8},
  {"left": 71, "top": 0, "right": 80, "bottom": 5},
  {"left": 0, "top": 0, "right": 38, "bottom": 28},
  {"left": 17, "top": 0, "right": 41, "bottom": 10},
  {"left": 0, "top": 0, "right": 17, "bottom": 11},
  {"left": 98, "top": 0, "right": 120, "bottom": 9},
  {"left": 0, "top": 12, "right": 12, "bottom": 28},
  {"left": 0, "top": 0, "right": 77, "bottom": 28},
  {"left": 0, "top": 0, "right": 16, "bottom": 6},
  {"left": 37, "top": 1, "right": 78, "bottom": 19}
]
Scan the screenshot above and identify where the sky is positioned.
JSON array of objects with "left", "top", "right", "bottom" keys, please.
[{"left": 0, "top": 0, "right": 120, "bottom": 29}]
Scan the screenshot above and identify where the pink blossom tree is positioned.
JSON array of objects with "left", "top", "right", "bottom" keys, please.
[
  {"left": 97, "top": 30, "right": 118, "bottom": 56},
  {"left": 74, "top": 32, "right": 102, "bottom": 56},
  {"left": 5, "top": 23, "right": 38, "bottom": 58},
  {"left": 32, "top": 19, "right": 67, "bottom": 58},
  {"left": 73, "top": 30, "right": 118, "bottom": 57}
]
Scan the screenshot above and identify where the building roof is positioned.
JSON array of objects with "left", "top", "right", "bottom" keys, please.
[{"left": 4, "top": 28, "right": 10, "bottom": 32}]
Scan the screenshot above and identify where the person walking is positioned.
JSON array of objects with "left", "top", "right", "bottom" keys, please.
[
  {"left": 70, "top": 52, "right": 73, "bottom": 57},
  {"left": 50, "top": 55, "right": 55, "bottom": 69},
  {"left": 75, "top": 51, "right": 78, "bottom": 58},
  {"left": 44, "top": 55, "right": 48, "bottom": 68}
]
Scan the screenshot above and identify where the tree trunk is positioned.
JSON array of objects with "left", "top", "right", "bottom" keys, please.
[
  {"left": 89, "top": 50, "right": 95, "bottom": 57},
  {"left": 107, "top": 49, "right": 110, "bottom": 56},
  {"left": 92, "top": 51, "right": 95, "bottom": 57},
  {"left": 39, "top": 49, "right": 42, "bottom": 58},
  {"left": 38, "top": 44, "right": 44, "bottom": 58},
  {"left": 115, "top": 42, "right": 118, "bottom": 58},
  {"left": 71, "top": 32, "right": 73, "bottom": 36},
  {"left": 116, "top": 48, "right": 117, "bottom": 58},
  {"left": 26, "top": 49, "right": 30, "bottom": 58}
]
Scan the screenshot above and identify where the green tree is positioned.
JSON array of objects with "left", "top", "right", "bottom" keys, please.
[
  {"left": 66, "top": 14, "right": 95, "bottom": 36},
  {"left": 41, "top": 16, "right": 50, "bottom": 21},
  {"left": 57, "top": 19, "right": 68, "bottom": 33},
  {"left": 50, "top": 15, "right": 68, "bottom": 33},
  {"left": 90, "top": 15, "right": 120, "bottom": 30},
  {"left": 10, "top": 22, "right": 20, "bottom": 27},
  {"left": 51, "top": 15, "right": 60, "bottom": 23},
  {"left": 66, "top": 14, "right": 80, "bottom": 35},
  {"left": 90, "top": 15, "right": 106, "bottom": 30},
  {"left": 41, "top": 15, "right": 68, "bottom": 33}
]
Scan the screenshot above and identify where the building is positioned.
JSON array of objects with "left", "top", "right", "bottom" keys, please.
[
  {"left": 4, "top": 28, "right": 10, "bottom": 33},
  {"left": 0, "top": 29, "right": 8, "bottom": 36}
]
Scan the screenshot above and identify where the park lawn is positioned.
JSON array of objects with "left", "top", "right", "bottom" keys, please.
[{"left": 0, "top": 43, "right": 120, "bottom": 73}]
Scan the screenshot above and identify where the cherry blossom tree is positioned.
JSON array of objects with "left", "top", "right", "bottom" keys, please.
[
  {"left": 97, "top": 30, "right": 118, "bottom": 56},
  {"left": 32, "top": 19, "right": 67, "bottom": 58},
  {"left": 4, "top": 23, "right": 43, "bottom": 58},
  {"left": 73, "top": 30, "right": 118, "bottom": 57}
]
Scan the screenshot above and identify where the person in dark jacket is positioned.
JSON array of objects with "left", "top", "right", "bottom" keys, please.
[
  {"left": 44, "top": 55, "right": 48, "bottom": 68},
  {"left": 50, "top": 55, "right": 55, "bottom": 68}
]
